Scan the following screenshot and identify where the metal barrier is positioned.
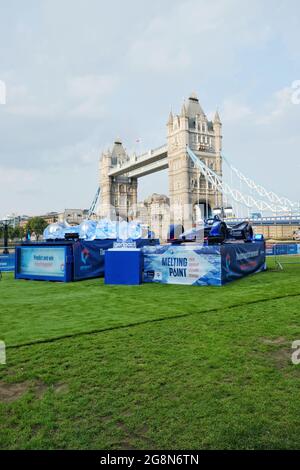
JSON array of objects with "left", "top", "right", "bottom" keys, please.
[
  {"left": 0, "top": 245, "right": 17, "bottom": 273},
  {"left": 267, "top": 243, "right": 300, "bottom": 270}
]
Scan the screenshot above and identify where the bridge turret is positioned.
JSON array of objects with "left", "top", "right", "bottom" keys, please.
[
  {"left": 167, "top": 111, "right": 173, "bottom": 133},
  {"left": 180, "top": 103, "right": 189, "bottom": 133},
  {"left": 111, "top": 138, "right": 128, "bottom": 166},
  {"left": 180, "top": 103, "right": 187, "bottom": 117},
  {"left": 213, "top": 110, "right": 221, "bottom": 124},
  {"left": 99, "top": 148, "right": 113, "bottom": 218},
  {"left": 213, "top": 110, "right": 222, "bottom": 159},
  {"left": 167, "top": 92, "right": 223, "bottom": 227},
  {"left": 185, "top": 92, "right": 205, "bottom": 118},
  {"left": 167, "top": 111, "right": 173, "bottom": 123},
  {"left": 99, "top": 138, "right": 138, "bottom": 220}
]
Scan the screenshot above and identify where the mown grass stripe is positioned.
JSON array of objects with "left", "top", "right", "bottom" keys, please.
[{"left": 7, "top": 290, "right": 300, "bottom": 350}]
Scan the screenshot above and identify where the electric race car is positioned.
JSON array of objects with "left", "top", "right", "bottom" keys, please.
[{"left": 168, "top": 215, "right": 253, "bottom": 245}]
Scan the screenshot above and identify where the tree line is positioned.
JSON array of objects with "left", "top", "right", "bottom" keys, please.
[{"left": 0, "top": 217, "right": 48, "bottom": 243}]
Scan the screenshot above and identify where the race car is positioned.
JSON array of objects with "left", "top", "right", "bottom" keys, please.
[{"left": 168, "top": 215, "right": 253, "bottom": 245}]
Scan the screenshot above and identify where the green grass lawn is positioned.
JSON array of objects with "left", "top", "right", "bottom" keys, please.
[{"left": 1, "top": 258, "right": 300, "bottom": 449}]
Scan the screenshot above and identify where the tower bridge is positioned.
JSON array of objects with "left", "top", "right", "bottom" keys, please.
[
  {"left": 99, "top": 92, "right": 222, "bottom": 226},
  {"left": 95, "top": 91, "right": 300, "bottom": 235}
]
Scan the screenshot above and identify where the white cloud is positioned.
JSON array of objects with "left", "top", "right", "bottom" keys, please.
[
  {"left": 220, "top": 84, "right": 300, "bottom": 203},
  {"left": 128, "top": 0, "right": 273, "bottom": 73},
  {"left": 129, "top": 39, "right": 190, "bottom": 72},
  {"left": 67, "top": 74, "right": 119, "bottom": 118},
  {"left": 39, "top": 137, "right": 100, "bottom": 168},
  {"left": 0, "top": 167, "right": 40, "bottom": 186},
  {"left": 0, "top": 167, "right": 42, "bottom": 212},
  {"left": 256, "top": 86, "right": 299, "bottom": 125},
  {"left": 3, "top": 81, "right": 63, "bottom": 118},
  {"left": 67, "top": 74, "right": 118, "bottom": 100},
  {"left": 221, "top": 98, "right": 252, "bottom": 122},
  {"left": 7, "top": 103, "right": 62, "bottom": 118},
  {"left": 68, "top": 101, "right": 106, "bottom": 119},
  {"left": 3, "top": 74, "right": 119, "bottom": 119},
  {"left": 219, "top": 83, "right": 300, "bottom": 129}
]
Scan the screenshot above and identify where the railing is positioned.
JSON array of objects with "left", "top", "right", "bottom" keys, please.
[
  {"left": 0, "top": 242, "right": 22, "bottom": 253},
  {"left": 226, "top": 216, "right": 300, "bottom": 225},
  {"left": 134, "top": 145, "right": 167, "bottom": 161},
  {"left": 151, "top": 144, "right": 168, "bottom": 153},
  {"left": 112, "top": 144, "right": 167, "bottom": 170}
]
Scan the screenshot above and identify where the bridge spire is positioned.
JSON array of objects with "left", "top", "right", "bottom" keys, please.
[
  {"left": 167, "top": 110, "right": 173, "bottom": 124},
  {"left": 185, "top": 92, "right": 205, "bottom": 117},
  {"left": 213, "top": 110, "right": 221, "bottom": 123},
  {"left": 180, "top": 103, "right": 187, "bottom": 117},
  {"left": 111, "top": 138, "right": 128, "bottom": 166}
]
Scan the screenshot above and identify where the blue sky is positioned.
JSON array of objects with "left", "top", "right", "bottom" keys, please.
[{"left": 0, "top": 0, "right": 299, "bottom": 216}]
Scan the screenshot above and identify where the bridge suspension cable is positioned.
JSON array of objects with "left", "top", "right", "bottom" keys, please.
[
  {"left": 186, "top": 147, "right": 293, "bottom": 214},
  {"left": 222, "top": 156, "right": 299, "bottom": 210},
  {"left": 89, "top": 147, "right": 299, "bottom": 218},
  {"left": 88, "top": 186, "right": 100, "bottom": 218}
]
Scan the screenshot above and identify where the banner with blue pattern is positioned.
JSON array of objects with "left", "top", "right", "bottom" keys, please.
[
  {"left": 0, "top": 253, "right": 15, "bottom": 271},
  {"left": 143, "top": 241, "right": 266, "bottom": 286}
]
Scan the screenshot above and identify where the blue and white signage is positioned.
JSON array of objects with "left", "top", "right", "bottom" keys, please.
[
  {"left": 17, "top": 246, "right": 66, "bottom": 278},
  {"left": 143, "top": 245, "right": 222, "bottom": 286},
  {"left": 113, "top": 240, "right": 137, "bottom": 249},
  {"left": 0, "top": 254, "right": 15, "bottom": 271},
  {"left": 143, "top": 241, "right": 266, "bottom": 286}
]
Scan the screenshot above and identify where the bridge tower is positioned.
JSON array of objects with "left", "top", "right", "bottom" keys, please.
[
  {"left": 98, "top": 93, "right": 223, "bottom": 229},
  {"left": 167, "top": 92, "right": 223, "bottom": 227},
  {"left": 99, "top": 139, "right": 137, "bottom": 220}
]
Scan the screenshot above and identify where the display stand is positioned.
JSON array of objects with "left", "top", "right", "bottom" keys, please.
[{"left": 105, "top": 249, "right": 142, "bottom": 285}]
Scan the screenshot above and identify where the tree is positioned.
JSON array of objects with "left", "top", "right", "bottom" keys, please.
[
  {"left": 26, "top": 217, "right": 48, "bottom": 241},
  {"left": 12, "top": 226, "right": 25, "bottom": 241},
  {"left": 8, "top": 226, "right": 16, "bottom": 241},
  {"left": 17, "top": 226, "right": 25, "bottom": 240}
]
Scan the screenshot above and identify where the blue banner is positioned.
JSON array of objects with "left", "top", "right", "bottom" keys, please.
[
  {"left": 73, "top": 239, "right": 159, "bottom": 281},
  {"left": 0, "top": 253, "right": 15, "bottom": 271},
  {"left": 15, "top": 245, "right": 73, "bottom": 281},
  {"left": 143, "top": 241, "right": 266, "bottom": 286},
  {"left": 143, "top": 244, "right": 222, "bottom": 286},
  {"left": 73, "top": 240, "right": 114, "bottom": 280},
  {"left": 221, "top": 241, "right": 266, "bottom": 283},
  {"left": 266, "top": 243, "right": 300, "bottom": 256}
]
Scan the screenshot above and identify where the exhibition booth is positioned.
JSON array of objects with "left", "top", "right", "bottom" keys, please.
[
  {"left": 13, "top": 218, "right": 266, "bottom": 286},
  {"left": 14, "top": 219, "right": 158, "bottom": 282},
  {"left": 15, "top": 239, "right": 158, "bottom": 282}
]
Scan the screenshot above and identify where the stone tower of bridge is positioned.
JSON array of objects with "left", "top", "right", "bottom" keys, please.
[
  {"left": 99, "top": 139, "right": 137, "bottom": 220},
  {"left": 167, "top": 92, "right": 223, "bottom": 227}
]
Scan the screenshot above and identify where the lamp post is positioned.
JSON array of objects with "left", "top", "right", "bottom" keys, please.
[{"left": 0, "top": 218, "right": 10, "bottom": 254}]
